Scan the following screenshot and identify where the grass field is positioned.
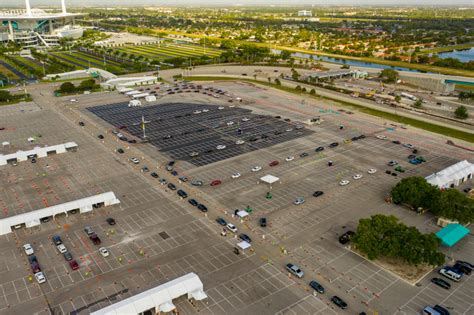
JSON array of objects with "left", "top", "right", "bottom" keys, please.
[
  {"left": 11, "top": 56, "right": 44, "bottom": 74},
  {"left": 421, "top": 43, "right": 474, "bottom": 54},
  {"left": 0, "top": 63, "right": 20, "bottom": 81},
  {"left": 184, "top": 75, "right": 474, "bottom": 143},
  {"left": 50, "top": 52, "right": 125, "bottom": 74},
  {"left": 116, "top": 43, "right": 222, "bottom": 61}
]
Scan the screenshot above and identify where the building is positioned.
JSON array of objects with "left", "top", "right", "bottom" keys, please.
[
  {"left": 0, "top": 0, "right": 84, "bottom": 48},
  {"left": 425, "top": 160, "right": 474, "bottom": 189},
  {"left": 298, "top": 10, "right": 312, "bottom": 17}
]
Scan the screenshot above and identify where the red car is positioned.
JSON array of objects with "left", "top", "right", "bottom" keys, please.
[
  {"left": 69, "top": 260, "right": 79, "bottom": 270},
  {"left": 210, "top": 180, "right": 222, "bottom": 186},
  {"left": 269, "top": 161, "right": 279, "bottom": 167},
  {"left": 90, "top": 233, "right": 101, "bottom": 245}
]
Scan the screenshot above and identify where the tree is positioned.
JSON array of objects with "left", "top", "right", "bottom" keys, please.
[
  {"left": 280, "top": 50, "right": 292, "bottom": 60},
  {"left": 353, "top": 214, "right": 445, "bottom": 266},
  {"left": 0, "top": 90, "right": 12, "bottom": 102},
  {"left": 413, "top": 98, "right": 423, "bottom": 109},
  {"left": 274, "top": 78, "right": 281, "bottom": 86},
  {"left": 59, "top": 82, "right": 76, "bottom": 93},
  {"left": 391, "top": 177, "right": 440, "bottom": 210},
  {"left": 79, "top": 79, "right": 97, "bottom": 91},
  {"left": 379, "top": 69, "right": 399, "bottom": 83},
  {"left": 310, "top": 89, "right": 316, "bottom": 95},
  {"left": 295, "top": 85, "right": 301, "bottom": 91},
  {"left": 430, "top": 188, "right": 474, "bottom": 224},
  {"left": 291, "top": 70, "right": 300, "bottom": 81},
  {"left": 394, "top": 95, "right": 401, "bottom": 103},
  {"left": 454, "top": 105, "right": 469, "bottom": 119},
  {"left": 220, "top": 39, "right": 236, "bottom": 50}
]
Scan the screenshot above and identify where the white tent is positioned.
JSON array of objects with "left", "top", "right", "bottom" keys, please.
[
  {"left": 237, "top": 210, "right": 249, "bottom": 218},
  {"left": 260, "top": 175, "right": 280, "bottom": 184},
  {"left": 237, "top": 241, "right": 251, "bottom": 250},
  {"left": 91, "top": 272, "right": 207, "bottom": 315},
  {"left": 2, "top": 141, "right": 9, "bottom": 146},
  {"left": 0, "top": 192, "right": 120, "bottom": 235},
  {"left": 426, "top": 160, "right": 474, "bottom": 188},
  {"left": 0, "top": 142, "right": 78, "bottom": 166}
]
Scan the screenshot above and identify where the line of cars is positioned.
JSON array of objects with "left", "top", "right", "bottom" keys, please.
[
  {"left": 23, "top": 244, "right": 47, "bottom": 284},
  {"left": 285, "top": 263, "right": 349, "bottom": 310}
]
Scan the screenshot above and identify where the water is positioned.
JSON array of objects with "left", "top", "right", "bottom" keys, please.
[
  {"left": 437, "top": 48, "right": 474, "bottom": 62},
  {"left": 271, "top": 49, "right": 426, "bottom": 73}
]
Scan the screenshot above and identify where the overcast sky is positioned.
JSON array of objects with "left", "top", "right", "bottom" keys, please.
[{"left": 2, "top": 0, "right": 473, "bottom": 7}]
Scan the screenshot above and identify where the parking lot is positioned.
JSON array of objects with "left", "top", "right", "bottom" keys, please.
[
  {"left": 87, "top": 102, "right": 312, "bottom": 167},
  {"left": 0, "top": 78, "right": 472, "bottom": 315}
]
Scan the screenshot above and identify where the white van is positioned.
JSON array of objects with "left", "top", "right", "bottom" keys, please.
[{"left": 439, "top": 267, "right": 462, "bottom": 282}]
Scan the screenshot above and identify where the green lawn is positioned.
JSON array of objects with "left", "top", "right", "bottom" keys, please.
[
  {"left": 421, "top": 43, "right": 474, "bottom": 54},
  {"left": 11, "top": 56, "right": 43, "bottom": 73},
  {"left": 117, "top": 43, "right": 221, "bottom": 61},
  {"left": 184, "top": 75, "right": 474, "bottom": 143}
]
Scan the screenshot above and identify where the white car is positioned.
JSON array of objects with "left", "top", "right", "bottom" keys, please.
[
  {"left": 23, "top": 244, "right": 34, "bottom": 256},
  {"left": 353, "top": 174, "right": 363, "bottom": 180},
  {"left": 235, "top": 140, "right": 245, "bottom": 145},
  {"left": 294, "top": 197, "right": 305, "bottom": 205},
  {"left": 57, "top": 244, "right": 67, "bottom": 254},
  {"left": 368, "top": 168, "right": 377, "bottom": 174},
  {"left": 403, "top": 143, "right": 414, "bottom": 149},
  {"left": 34, "top": 272, "right": 46, "bottom": 284},
  {"left": 99, "top": 247, "right": 110, "bottom": 257},
  {"left": 193, "top": 110, "right": 202, "bottom": 114},
  {"left": 226, "top": 223, "right": 238, "bottom": 233},
  {"left": 285, "top": 156, "right": 295, "bottom": 162},
  {"left": 252, "top": 166, "right": 262, "bottom": 172},
  {"left": 130, "top": 157, "right": 140, "bottom": 164},
  {"left": 216, "top": 145, "right": 226, "bottom": 150},
  {"left": 69, "top": 99, "right": 78, "bottom": 103},
  {"left": 231, "top": 172, "right": 241, "bottom": 179},
  {"left": 242, "top": 117, "right": 250, "bottom": 122},
  {"left": 339, "top": 180, "right": 350, "bottom": 186},
  {"left": 227, "top": 121, "right": 234, "bottom": 126},
  {"left": 376, "top": 135, "right": 387, "bottom": 140},
  {"left": 116, "top": 133, "right": 123, "bottom": 138},
  {"left": 202, "top": 109, "right": 209, "bottom": 112},
  {"left": 286, "top": 128, "right": 293, "bottom": 132},
  {"left": 218, "top": 106, "right": 225, "bottom": 110}
]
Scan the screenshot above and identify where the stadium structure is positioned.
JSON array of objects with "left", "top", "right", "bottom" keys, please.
[{"left": 0, "top": 0, "right": 84, "bottom": 47}]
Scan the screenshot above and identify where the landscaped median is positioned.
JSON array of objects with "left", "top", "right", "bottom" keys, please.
[{"left": 183, "top": 75, "right": 474, "bottom": 144}]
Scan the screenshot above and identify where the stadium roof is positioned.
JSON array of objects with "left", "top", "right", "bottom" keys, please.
[{"left": 435, "top": 224, "right": 470, "bottom": 247}]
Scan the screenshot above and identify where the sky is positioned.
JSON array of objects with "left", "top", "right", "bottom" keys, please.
[{"left": 2, "top": 0, "right": 473, "bottom": 7}]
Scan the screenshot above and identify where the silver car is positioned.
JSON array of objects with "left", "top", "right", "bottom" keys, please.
[
  {"left": 294, "top": 197, "right": 305, "bottom": 205},
  {"left": 286, "top": 263, "right": 304, "bottom": 278}
]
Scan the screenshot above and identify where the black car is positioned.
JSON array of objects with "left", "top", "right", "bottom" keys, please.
[
  {"left": 339, "top": 231, "right": 355, "bottom": 245},
  {"left": 216, "top": 217, "right": 227, "bottom": 226},
  {"left": 197, "top": 204, "right": 208, "bottom": 212},
  {"left": 434, "top": 305, "right": 450, "bottom": 315},
  {"left": 309, "top": 280, "right": 325, "bottom": 294},
  {"left": 117, "top": 148, "right": 124, "bottom": 154},
  {"left": 128, "top": 139, "right": 137, "bottom": 144},
  {"left": 431, "top": 277, "right": 451, "bottom": 290},
  {"left": 259, "top": 217, "right": 267, "bottom": 227},
  {"left": 408, "top": 154, "right": 416, "bottom": 159},
  {"left": 79, "top": 121, "right": 85, "bottom": 126},
  {"left": 150, "top": 172, "right": 159, "bottom": 178},
  {"left": 315, "top": 146, "right": 324, "bottom": 152},
  {"left": 167, "top": 183, "right": 177, "bottom": 190},
  {"left": 358, "top": 134, "right": 366, "bottom": 139},
  {"left": 331, "top": 296, "right": 347, "bottom": 309},
  {"left": 239, "top": 233, "right": 252, "bottom": 243},
  {"left": 313, "top": 191, "right": 324, "bottom": 197},
  {"left": 385, "top": 170, "right": 392, "bottom": 174},
  {"left": 63, "top": 252, "right": 73, "bottom": 261},
  {"left": 171, "top": 171, "right": 178, "bottom": 176},
  {"left": 299, "top": 152, "right": 309, "bottom": 158},
  {"left": 104, "top": 218, "right": 116, "bottom": 226},
  {"left": 453, "top": 262, "right": 471, "bottom": 275},
  {"left": 329, "top": 142, "right": 339, "bottom": 148},
  {"left": 456, "top": 260, "right": 474, "bottom": 269},
  {"left": 167, "top": 161, "right": 175, "bottom": 167},
  {"left": 463, "top": 187, "right": 472, "bottom": 193},
  {"left": 177, "top": 189, "right": 188, "bottom": 198},
  {"left": 392, "top": 140, "right": 401, "bottom": 144},
  {"left": 188, "top": 199, "right": 199, "bottom": 207},
  {"left": 119, "top": 137, "right": 128, "bottom": 142},
  {"left": 98, "top": 134, "right": 104, "bottom": 139},
  {"left": 351, "top": 136, "right": 359, "bottom": 141}
]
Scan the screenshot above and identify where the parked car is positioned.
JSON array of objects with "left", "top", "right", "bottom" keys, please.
[
  {"left": 309, "top": 191, "right": 324, "bottom": 199},
  {"left": 286, "top": 263, "right": 304, "bottom": 278},
  {"left": 99, "top": 247, "right": 110, "bottom": 257},
  {"left": 216, "top": 217, "right": 227, "bottom": 226},
  {"left": 339, "top": 231, "right": 356, "bottom": 245},
  {"left": 117, "top": 148, "right": 124, "bottom": 154},
  {"left": 197, "top": 204, "right": 208, "bottom": 212},
  {"left": 259, "top": 217, "right": 267, "bottom": 227},
  {"left": 368, "top": 168, "right": 377, "bottom": 174},
  {"left": 433, "top": 305, "right": 450, "bottom": 315},
  {"left": 453, "top": 262, "right": 471, "bottom": 275},
  {"left": 191, "top": 179, "right": 203, "bottom": 186},
  {"left": 387, "top": 160, "right": 398, "bottom": 166},
  {"left": 90, "top": 233, "right": 101, "bottom": 245},
  {"left": 239, "top": 233, "right": 252, "bottom": 243},
  {"left": 84, "top": 226, "right": 94, "bottom": 236},
  {"left": 331, "top": 296, "right": 347, "bottom": 309},
  {"left": 63, "top": 252, "right": 73, "bottom": 261},
  {"left": 210, "top": 179, "right": 222, "bottom": 186},
  {"left": 353, "top": 174, "right": 363, "bottom": 180},
  {"left": 23, "top": 244, "right": 34, "bottom": 256},
  {"left": 177, "top": 189, "right": 188, "bottom": 198},
  {"left": 439, "top": 267, "right": 462, "bottom": 281},
  {"left": 299, "top": 152, "right": 309, "bottom": 158},
  {"left": 226, "top": 223, "right": 238, "bottom": 233},
  {"left": 69, "top": 260, "right": 80, "bottom": 270},
  {"left": 431, "top": 277, "right": 451, "bottom": 290},
  {"left": 167, "top": 183, "right": 177, "bottom": 190},
  {"left": 52, "top": 235, "right": 62, "bottom": 245},
  {"left": 231, "top": 173, "right": 241, "bottom": 179},
  {"left": 252, "top": 166, "right": 262, "bottom": 172},
  {"left": 294, "top": 197, "right": 305, "bottom": 205},
  {"left": 269, "top": 160, "right": 279, "bottom": 167},
  {"left": 285, "top": 156, "right": 295, "bottom": 162},
  {"left": 151, "top": 172, "right": 159, "bottom": 178},
  {"left": 329, "top": 142, "right": 339, "bottom": 148},
  {"left": 97, "top": 134, "right": 104, "bottom": 139},
  {"left": 188, "top": 199, "right": 199, "bottom": 207},
  {"left": 339, "top": 179, "right": 350, "bottom": 186},
  {"left": 315, "top": 146, "right": 324, "bottom": 152},
  {"left": 309, "top": 280, "right": 325, "bottom": 294},
  {"left": 57, "top": 244, "right": 67, "bottom": 254},
  {"left": 106, "top": 218, "right": 116, "bottom": 225}
]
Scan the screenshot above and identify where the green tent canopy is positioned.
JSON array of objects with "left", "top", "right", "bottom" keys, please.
[{"left": 435, "top": 224, "right": 470, "bottom": 247}]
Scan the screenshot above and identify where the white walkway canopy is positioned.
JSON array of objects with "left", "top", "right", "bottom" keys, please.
[
  {"left": 426, "top": 160, "right": 474, "bottom": 189},
  {"left": 91, "top": 273, "right": 207, "bottom": 315},
  {"left": 260, "top": 175, "right": 280, "bottom": 184},
  {"left": 0, "top": 192, "right": 120, "bottom": 235},
  {"left": 0, "top": 142, "right": 78, "bottom": 166}
]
